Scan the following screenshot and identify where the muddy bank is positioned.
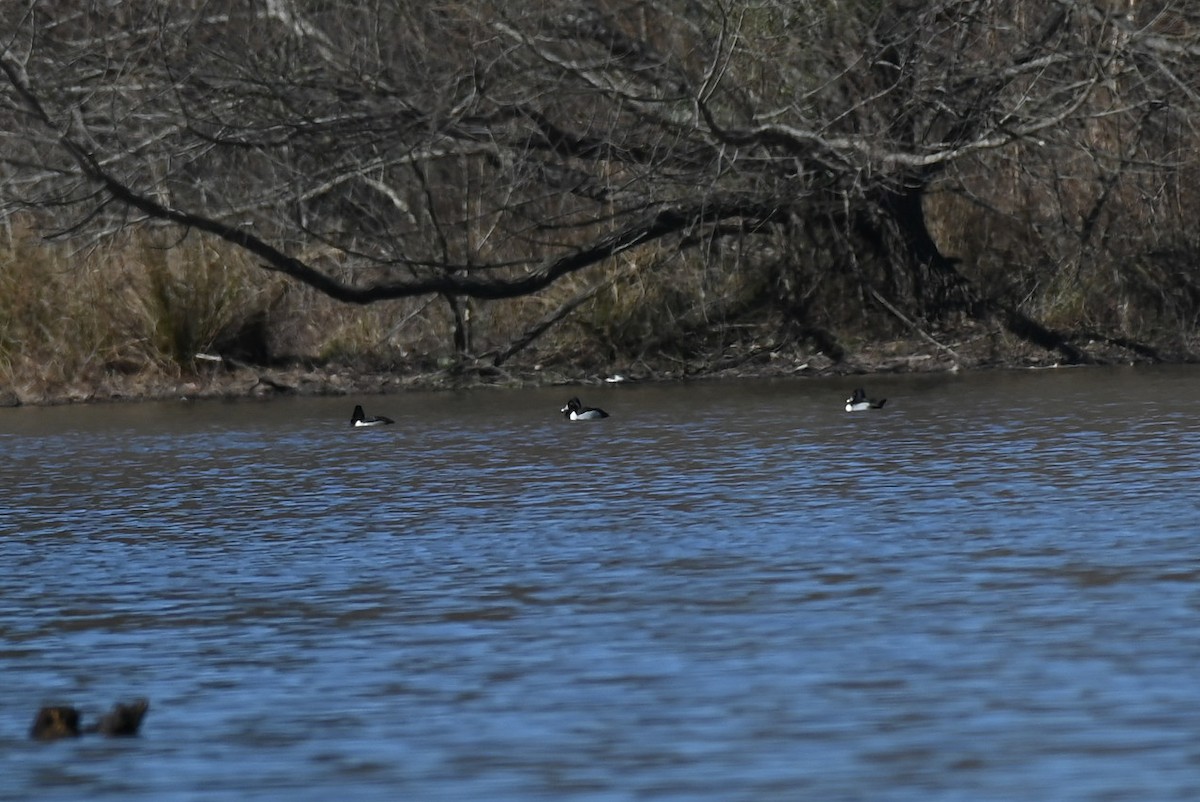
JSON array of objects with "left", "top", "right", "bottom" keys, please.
[{"left": 3, "top": 325, "right": 1190, "bottom": 408}]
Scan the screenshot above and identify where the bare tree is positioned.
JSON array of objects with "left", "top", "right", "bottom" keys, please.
[{"left": 3, "top": 0, "right": 1200, "bottom": 365}]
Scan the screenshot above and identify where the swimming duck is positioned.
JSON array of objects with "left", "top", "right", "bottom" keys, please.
[
  {"left": 561, "top": 397, "right": 609, "bottom": 420},
  {"left": 845, "top": 388, "right": 887, "bottom": 412},
  {"left": 351, "top": 404, "right": 394, "bottom": 427},
  {"left": 29, "top": 706, "right": 79, "bottom": 740},
  {"left": 30, "top": 698, "right": 149, "bottom": 740}
]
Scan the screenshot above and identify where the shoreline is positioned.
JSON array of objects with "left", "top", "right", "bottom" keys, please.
[{"left": 2, "top": 332, "right": 1186, "bottom": 408}]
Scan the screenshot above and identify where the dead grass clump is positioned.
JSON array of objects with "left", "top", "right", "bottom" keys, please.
[
  {"left": 120, "top": 232, "right": 272, "bottom": 371},
  {"left": 0, "top": 220, "right": 131, "bottom": 397}
]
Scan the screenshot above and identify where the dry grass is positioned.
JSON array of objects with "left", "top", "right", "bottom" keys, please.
[
  {"left": 5, "top": 214, "right": 745, "bottom": 403},
  {"left": 0, "top": 220, "right": 132, "bottom": 398},
  {"left": 0, "top": 220, "right": 468, "bottom": 400}
]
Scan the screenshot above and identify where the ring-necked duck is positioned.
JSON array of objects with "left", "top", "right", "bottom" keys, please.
[
  {"left": 845, "top": 388, "right": 887, "bottom": 412},
  {"left": 561, "top": 397, "right": 609, "bottom": 420},
  {"left": 351, "top": 405, "right": 395, "bottom": 427}
]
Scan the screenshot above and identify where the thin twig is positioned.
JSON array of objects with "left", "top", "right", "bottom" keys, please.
[
  {"left": 490, "top": 264, "right": 638, "bottom": 367},
  {"left": 868, "top": 288, "right": 961, "bottom": 365}
]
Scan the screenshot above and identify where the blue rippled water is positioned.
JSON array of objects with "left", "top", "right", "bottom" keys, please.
[{"left": 2, "top": 367, "right": 1199, "bottom": 801}]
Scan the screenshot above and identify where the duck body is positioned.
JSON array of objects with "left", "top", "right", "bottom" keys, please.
[
  {"left": 31, "top": 698, "right": 149, "bottom": 740},
  {"left": 845, "top": 388, "right": 887, "bottom": 412},
  {"left": 561, "top": 397, "right": 609, "bottom": 420},
  {"left": 30, "top": 706, "right": 80, "bottom": 740},
  {"left": 351, "top": 405, "right": 395, "bottom": 427},
  {"left": 95, "top": 698, "right": 150, "bottom": 736}
]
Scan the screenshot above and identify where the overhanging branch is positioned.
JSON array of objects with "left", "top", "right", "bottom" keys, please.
[{"left": 2, "top": 47, "right": 786, "bottom": 304}]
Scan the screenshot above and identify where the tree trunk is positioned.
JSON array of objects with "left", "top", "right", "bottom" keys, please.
[
  {"left": 444, "top": 294, "right": 472, "bottom": 357},
  {"left": 876, "top": 186, "right": 973, "bottom": 320}
]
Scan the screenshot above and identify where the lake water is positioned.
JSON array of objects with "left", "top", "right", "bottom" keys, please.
[{"left": 2, "top": 367, "right": 1199, "bottom": 801}]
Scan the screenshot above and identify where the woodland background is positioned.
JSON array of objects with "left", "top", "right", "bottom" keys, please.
[{"left": 3, "top": 1, "right": 1200, "bottom": 401}]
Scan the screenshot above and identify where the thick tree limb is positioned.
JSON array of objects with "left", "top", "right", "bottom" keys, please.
[
  {"left": 2, "top": 50, "right": 783, "bottom": 304},
  {"left": 96, "top": 159, "right": 780, "bottom": 301}
]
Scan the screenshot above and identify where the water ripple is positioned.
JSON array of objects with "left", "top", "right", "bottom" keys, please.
[{"left": 3, "top": 371, "right": 1200, "bottom": 801}]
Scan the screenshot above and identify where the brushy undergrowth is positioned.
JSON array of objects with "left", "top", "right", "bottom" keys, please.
[
  {"left": 0, "top": 220, "right": 127, "bottom": 396},
  {"left": 4, "top": 183, "right": 1198, "bottom": 406},
  {"left": 130, "top": 235, "right": 261, "bottom": 371},
  {"left": 0, "top": 212, "right": 797, "bottom": 403},
  {"left": 0, "top": 221, "right": 454, "bottom": 400}
]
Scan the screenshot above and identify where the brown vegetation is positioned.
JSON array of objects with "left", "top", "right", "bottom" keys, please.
[{"left": 2, "top": 2, "right": 1200, "bottom": 404}]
